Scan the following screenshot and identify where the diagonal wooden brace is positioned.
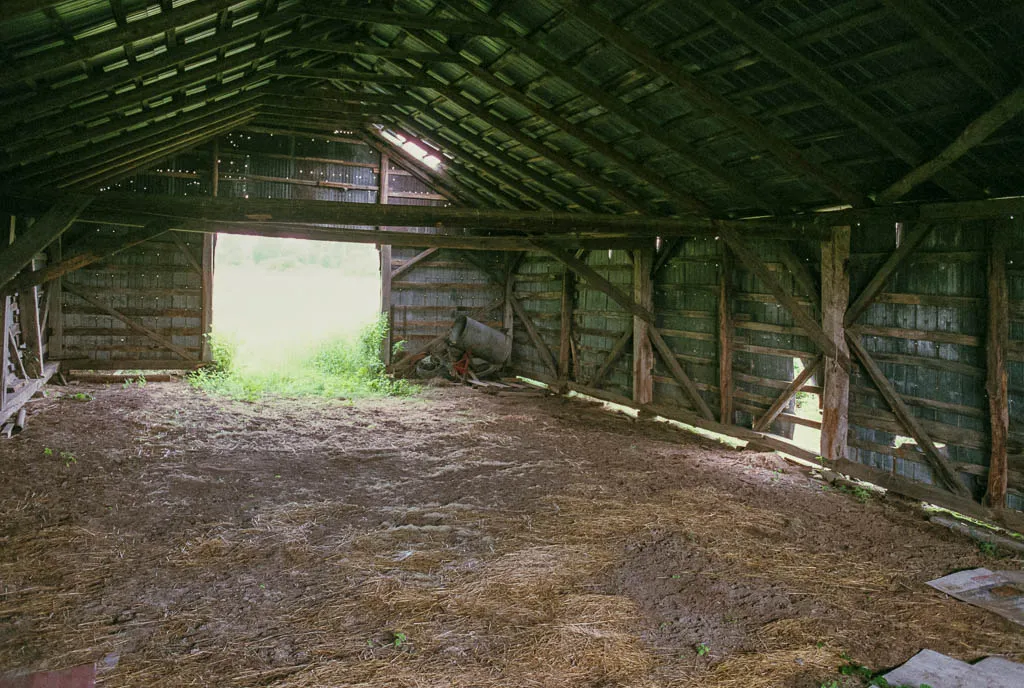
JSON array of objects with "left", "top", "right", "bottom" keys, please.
[
  {"left": 540, "top": 245, "right": 715, "bottom": 420},
  {"left": 846, "top": 332, "right": 970, "bottom": 497}
]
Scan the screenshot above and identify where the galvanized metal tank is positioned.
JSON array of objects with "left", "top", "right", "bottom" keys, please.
[{"left": 447, "top": 315, "right": 512, "bottom": 364}]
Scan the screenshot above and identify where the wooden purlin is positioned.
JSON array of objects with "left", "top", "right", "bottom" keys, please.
[
  {"left": 296, "top": 34, "right": 715, "bottom": 214},
  {"left": 698, "top": 0, "right": 984, "bottom": 201},
  {"left": 3, "top": 10, "right": 299, "bottom": 126},
  {"left": 558, "top": 0, "right": 867, "bottom": 208},
  {"left": 2, "top": 193, "right": 825, "bottom": 240},
  {"left": 880, "top": 0, "right": 1012, "bottom": 98},
  {"left": 386, "top": 112, "right": 565, "bottom": 211},
  {"left": 878, "top": 84, "right": 1024, "bottom": 204},
  {"left": 0, "top": 1, "right": 238, "bottom": 86},
  {"left": 442, "top": 0, "right": 783, "bottom": 213}
]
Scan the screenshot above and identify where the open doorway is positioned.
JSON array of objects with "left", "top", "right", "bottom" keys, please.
[{"left": 195, "top": 235, "right": 407, "bottom": 399}]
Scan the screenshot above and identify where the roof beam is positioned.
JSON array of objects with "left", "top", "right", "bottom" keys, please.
[
  {"left": 558, "top": 0, "right": 867, "bottom": 208},
  {"left": 297, "top": 2, "right": 518, "bottom": 39},
  {"left": 389, "top": 101, "right": 607, "bottom": 212},
  {"left": 1, "top": 43, "right": 277, "bottom": 145},
  {"left": 881, "top": 0, "right": 1012, "bottom": 98},
  {"left": 1, "top": 0, "right": 240, "bottom": 87},
  {"left": 300, "top": 34, "right": 715, "bottom": 214},
  {"left": 0, "top": 78, "right": 266, "bottom": 170},
  {"left": 81, "top": 112, "right": 258, "bottom": 191},
  {"left": 878, "top": 84, "right": 1024, "bottom": 204},
  {"left": 0, "top": 195, "right": 93, "bottom": 290},
  {"left": 362, "top": 126, "right": 518, "bottom": 210},
  {"left": 20, "top": 95, "right": 262, "bottom": 185},
  {"left": 3, "top": 10, "right": 299, "bottom": 126},
  {"left": 61, "top": 105, "right": 260, "bottom": 190},
  {"left": 0, "top": 1, "right": 63, "bottom": 23},
  {"left": 443, "top": 0, "right": 780, "bottom": 213},
  {"left": 1, "top": 193, "right": 823, "bottom": 241},
  {"left": 281, "top": 65, "right": 648, "bottom": 213},
  {"left": 385, "top": 112, "right": 561, "bottom": 211},
  {"left": 698, "top": 0, "right": 985, "bottom": 201}
]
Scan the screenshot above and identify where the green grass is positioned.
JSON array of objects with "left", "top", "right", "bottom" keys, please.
[
  {"left": 188, "top": 237, "right": 414, "bottom": 402},
  {"left": 189, "top": 317, "right": 415, "bottom": 402}
]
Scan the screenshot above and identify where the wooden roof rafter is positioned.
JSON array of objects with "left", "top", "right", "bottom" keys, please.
[
  {"left": 0, "top": 9, "right": 303, "bottom": 129},
  {"left": 697, "top": 0, "right": 987, "bottom": 201},
  {"left": 384, "top": 111, "right": 563, "bottom": 211},
  {"left": 442, "top": 0, "right": 783, "bottom": 213},
  {"left": 292, "top": 33, "right": 717, "bottom": 214},
  {"left": 880, "top": 0, "right": 1013, "bottom": 99},
  {"left": 556, "top": 0, "right": 867, "bottom": 208},
  {"left": 360, "top": 125, "right": 497, "bottom": 209},
  {"left": 303, "top": 35, "right": 658, "bottom": 215},
  {"left": 271, "top": 26, "right": 626, "bottom": 215}
]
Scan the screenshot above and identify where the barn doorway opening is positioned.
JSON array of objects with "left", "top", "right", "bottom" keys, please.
[{"left": 201, "top": 234, "right": 402, "bottom": 398}]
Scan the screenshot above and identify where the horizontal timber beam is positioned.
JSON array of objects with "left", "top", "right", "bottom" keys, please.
[
  {"left": 0, "top": 193, "right": 823, "bottom": 240},
  {"left": 298, "top": 2, "right": 519, "bottom": 38}
]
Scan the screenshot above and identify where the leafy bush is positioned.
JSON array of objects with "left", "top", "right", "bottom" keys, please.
[{"left": 189, "top": 316, "right": 414, "bottom": 401}]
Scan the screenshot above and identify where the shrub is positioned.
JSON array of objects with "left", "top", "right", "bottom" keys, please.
[{"left": 189, "top": 316, "right": 414, "bottom": 401}]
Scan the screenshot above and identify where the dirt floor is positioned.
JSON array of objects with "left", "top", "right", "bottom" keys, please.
[{"left": 1, "top": 382, "right": 1022, "bottom": 687}]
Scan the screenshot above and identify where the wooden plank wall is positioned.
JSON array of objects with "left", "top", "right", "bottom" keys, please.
[
  {"left": 654, "top": 238, "right": 720, "bottom": 414},
  {"left": 511, "top": 252, "right": 565, "bottom": 383},
  {"left": 384, "top": 163, "right": 502, "bottom": 356},
  {"left": 54, "top": 129, "right": 489, "bottom": 371},
  {"left": 57, "top": 227, "right": 206, "bottom": 370},
  {"left": 503, "top": 221, "right": 1022, "bottom": 523},
  {"left": 731, "top": 237, "right": 821, "bottom": 439},
  {"left": 844, "top": 220, "right": 1015, "bottom": 504},
  {"left": 572, "top": 250, "right": 633, "bottom": 398}
]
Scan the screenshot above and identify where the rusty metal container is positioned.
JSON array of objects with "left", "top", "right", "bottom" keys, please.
[{"left": 447, "top": 315, "right": 512, "bottom": 364}]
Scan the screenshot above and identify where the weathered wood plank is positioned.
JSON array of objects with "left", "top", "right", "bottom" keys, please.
[
  {"left": 588, "top": 329, "right": 632, "bottom": 388},
  {"left": 846, "top": 333, "right": 970, "bottom": 497},
  {"left": 879, "top": 84, "right": 1024, "bottom": 203},
  {"left": 986, "top": 225, "right": 1010, "bottom": 509},
  {"left": 391, "top": 248, "right": 440, "bottom": 282},
  {"left": 61, "top": 283, "right": 197, "bottom": 362},
  {"left": 560, "top": 265, "right": 575, "bottom": 387},
  {"left": 0, "top": 196, "right": 93, "bottom": 290},
  {"left": 845, "top": 222, "right": 935, "bottom": 326},
  {"left": 649, "top": 326, "right": 716, "bottom": 421},
  {"left": 718, "top": 223, "right": 841, "bottom": 363},
  {"left": 820, "top": 227, "right": 850, "bottom": 460},
  {"left": 718, "top": 245, "right": 734, "bottom": 424},
  {"left": 755, "top": 355, "right": 822, "bottom": 433},
  {"left": 633, "top": 248, "right": 653, "bottom": 405}
]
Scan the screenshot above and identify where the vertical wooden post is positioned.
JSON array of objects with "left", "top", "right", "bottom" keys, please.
[
  {"left": 632, "top": 247, "right": 654, "bottom": 405},
  {"left": 558, "top": 265, "right": 574, "bottom": 386},
  {"left": 378, "top": 152, "right": 393, "bottom": 366},
  {"left": 3, "top": 216, "right": 11, "bottom": 407},
  {"left": 718, "top": 244, "right": 734, "bottom": 424},
  {"left": 201, "top": 141, "right": 220, "bottom": 363},
  {"left": 16, "top": 257, "right": 43, "bottom": 378},
  {"left": 503, "top": 255, "right": 515, "bottom": 335},
  {"left": 985, "top": 224, "right": 1010, "bottom": 509},
  {"left": 1, "top": 294, "right": 10, "bottom": 409},
  {"left": 210, "top": 139, "right": 220, "bottom": 199},
  {"left": 820, "top": 226, "right": 851, "bottom": 461},
  {"left": 47, "top": 237, "right": 63, "bottom": 360}
]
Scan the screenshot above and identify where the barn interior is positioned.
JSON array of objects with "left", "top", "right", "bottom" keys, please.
[{"left": 1, "top": 1, "right": 1023, "bottom": 686}]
